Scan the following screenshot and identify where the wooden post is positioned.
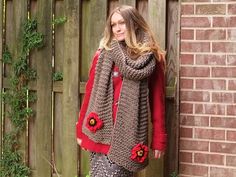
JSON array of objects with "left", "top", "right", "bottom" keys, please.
[
  {"left": 62, "top": 0, "right": 80, "bottom": 176},
  {"left": 119, "top": 0, "right": 136, "bottom": 7},
  {"left": 34, "top": 0, "right": 53, "bottom": 176},
  {"left": 165, "top": 0, "right": 180, "bottom": 176}
]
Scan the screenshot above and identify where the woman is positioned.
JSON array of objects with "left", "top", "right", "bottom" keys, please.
[{"left": 76, "top": 5, "right": 167, "bottom": 177}]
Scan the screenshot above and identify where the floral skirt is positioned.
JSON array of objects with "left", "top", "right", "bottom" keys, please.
[{"left": 90, "top": 152, "right": 134, "bottom": 177}]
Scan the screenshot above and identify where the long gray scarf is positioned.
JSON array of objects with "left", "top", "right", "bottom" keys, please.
[{"left": 82, "top": 40, "right": 156, "bottom": 171}]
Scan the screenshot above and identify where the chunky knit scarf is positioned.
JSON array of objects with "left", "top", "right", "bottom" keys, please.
[{"left": 82, "top": 40, "right": 156, "bottom": 172}]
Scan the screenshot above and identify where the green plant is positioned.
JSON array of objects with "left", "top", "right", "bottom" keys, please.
[
  {"left": 0, "top": 19, "right": 43, "bottom": 177},
  {"left": 2, "top": 46, "right": 12, "bottom": 64},
  {"left": 53, "top": 71, "right": 63, "bottom": 81},
  {"left": 52, "top": 16, "right": 67, "bottom": 26},
  {"left": 170, "top": 171, "right": 179, "bottom": 177}
]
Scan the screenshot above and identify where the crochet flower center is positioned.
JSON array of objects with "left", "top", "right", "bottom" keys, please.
[
  {"left": 89, "top": 118, "right": 96, "bottom": 126},
  {"left": 137, "top": 150, "right": 144, "bottom": 157}
]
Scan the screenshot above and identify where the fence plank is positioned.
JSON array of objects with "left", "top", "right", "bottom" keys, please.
[
  {"left": 81, "top": 1, "right": 90, "bottom": 82},
  {"left": 28, "top": 0, "right": 38, "bottom": 172},
  {"left": 109, "top": 0, "right": 119, "bottom": 14},
  {"left": 144, "top": 0, "right": 166, "bottom": 177},
  {"left": 34, "top": 0, "right": 53, "bottom": 176},
  {"left": 119, "top": 0, "right": 136, "bottom": 6},
  {"left": 53, "top": 1, "right": 65, "bottom": 175},
  {"left": 0, "top": 0, "right": 3, "bottom": 160},
  {"left": 62, "top": 0, "right": 80, "bottom": 176},
  {"left": 137, "top": 0, "right": 148, "bottom": 25},
  {"left": 13, "top": 0, "right": 28, "bottom": 164},
  {"left": 148, "top": 0, "right": 166, "bottom": 49},
  {"left": 89, "top": 0, "right": 107, "bottom": 58}
]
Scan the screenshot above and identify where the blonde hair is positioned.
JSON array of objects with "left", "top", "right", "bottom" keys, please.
[{"left": 100, "top": 5, "right": 165, "bottom": 63}]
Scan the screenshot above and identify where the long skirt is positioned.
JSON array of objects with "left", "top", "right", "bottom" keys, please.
[{"left": 90, "top": 152, "right": 134, "bottom": 177}]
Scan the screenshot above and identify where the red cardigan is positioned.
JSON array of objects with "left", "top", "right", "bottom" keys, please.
[{"left": 76, "top": 50, "right": 167, "bottom": 154}]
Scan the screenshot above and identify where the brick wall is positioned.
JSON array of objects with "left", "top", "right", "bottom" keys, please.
[{"left": 179, "top": 0, "right": 236, "bottom": 177}]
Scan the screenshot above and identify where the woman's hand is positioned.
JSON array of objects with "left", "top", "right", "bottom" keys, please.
[
  {"left": 77, "top": 138, "right": 82, "bottom": 146},
  {"left": 153, "top": 149, "right": 165, "bottom": 159}
]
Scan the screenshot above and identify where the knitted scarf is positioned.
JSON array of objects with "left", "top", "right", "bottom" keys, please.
[{"left": 82, "top": 40, "right": 156, "bottom": 172}]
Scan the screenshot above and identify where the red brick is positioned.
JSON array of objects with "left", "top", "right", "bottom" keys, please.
[
  {"left": 180, "top": 115, "right": 209, "bottom": 126},
  {"left": 196, "top": 54, "right": 226, "bottom": 65},
  {"left": 228, "top": 4, "right": 236, "bottom": 15},
  {"left": 213, "top": 17, "right": 236, "bottom": 27},
  {"left": 180, "top": 78, "right": 193, "bottom": 89},
  {"left": 196, "top": 79, "right": 226, "bottom": 90},
  {"left": 180, "top": 103, "right": 193, "bottom": 114},
  {"left": 227, "top": 131, "right": 236, "bottom": 141},
  {"left": 228, "top": 80, "right": 236, "bottom": 90},
  {"left": 227, "top": 105, "right": 236, "bottom": 115},
  {"left": 180, "top": 54, "right": 194, "bottom": 65},
  {"left": 212, "top": 42, "right": 236, "bottom": 53},
  {"left": 180, "top": 127, "right": 193, "bottom": 138},
  {"left": 211, "top": 117, "right": 236, "bottom": 128},
  {"left": 212, "top": 67, "right": 236, "bottom": 77},
  {"left": 195, "top": 104, "right": 225, "bottom": 115},
  {"left": 181, "top": 91, "right": 210, "bottom": 102},
  {"left": 227, "top": 55, "right": 236, "bottom": 65},
  {"left": 226, "top": 155, "right": 236, "bottom": 167},
  {"left": 194, "top": 153, "right": 224, "bottom": 165},
  {"left": 181, "top": 4, "right": 194, "bottom": 15},
  {"left": 180, "top": 164, "right": 208, "bottom": 176},
  {"left": 181, "top": 17, "right": 211, "bottom": 27},
  {"left": 181, "top": 29, "right": 194, "bottom": 40},
  {"left": 180, "top": 152, "right": 193, "bottom": 163},
  {"left": 227, "top": 29, "right": 236, "bottom": 40},
  {"left": 181, "top": 41, "right": 210, "bottom": 52},
  {"left": 196, "top": 29, "right": 226, "bottom": 40},
  {"left": 180, "top": 140, "right": 209, "bottom": 151},
  {"left": 196, "top": 4, "right": 226, "bottom": 15},
  {"left": 212, "top": 92, "right": 233, "bottom": 103},
  {"left": 210, "top": 142, "right": 236, "bottom": 154},
  {"left": 180, "top": 66, "right": 210, "bottom": 77},
  {"left": 210, "top": 167, "right": 236, "bottom": 177},
  {"left": 195, "top": 128, "right": 225, "bottom": 140}
]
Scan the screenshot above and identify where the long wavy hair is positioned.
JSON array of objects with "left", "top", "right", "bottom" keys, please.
[{"left": 100, "top": 5, "right": 165, "bottom": 63}]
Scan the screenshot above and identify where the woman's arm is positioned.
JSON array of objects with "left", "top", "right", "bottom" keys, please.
[{"left": 149, "top": 61, "right": 167, "bottom": 152}]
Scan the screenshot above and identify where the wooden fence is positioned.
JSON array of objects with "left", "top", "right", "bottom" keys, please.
[{"left": 0, "top": 0, "right": 179, "bottom": 176}]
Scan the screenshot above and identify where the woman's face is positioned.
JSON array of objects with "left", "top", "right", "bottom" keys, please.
[{"left": 111, "top": 12, "right": 127, "bottom": 41}]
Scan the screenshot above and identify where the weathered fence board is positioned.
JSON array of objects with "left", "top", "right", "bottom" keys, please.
[
  {"left": 137, "top": 0, "right": 148, "bottom": 22},
  {"left": 148, "top": 0, "right": 166, "bottom": 48},
  {"left": 53, "top": 0, "right": 65, "bottom": 175},
  {"left": 62, "top": 0, "right": 80, "bottom": 176},
  {"left": 0, "top": 0, "right": 3, "bottom": 161},
  {"left": 13, "top": 0, "right": 28, "bottom": 164},
  {"left": 34, "top": 0, "right": 53, "bottom": 176},
  {"left": 28, "top": 0, "right": 38, "bottom": 173}
]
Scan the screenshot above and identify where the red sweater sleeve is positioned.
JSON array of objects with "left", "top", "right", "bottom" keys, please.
[
  {"left": 149, "top": 61, "right": 167, "bottom": 151},
  {"left": 76, "top": 50, "right": 100, "bottom": 139}
]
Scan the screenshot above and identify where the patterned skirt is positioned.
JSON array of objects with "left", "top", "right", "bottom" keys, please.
[{"left": 90, "top": 152, "right": 134, "bottom": 177}]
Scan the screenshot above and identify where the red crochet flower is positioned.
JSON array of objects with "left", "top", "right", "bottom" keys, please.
[
  {"left": 131, "top": 143, "right": 149, "bottom": 163},
  {"left": 86, "top": 112, "right": 103, "bottom": 133}
]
